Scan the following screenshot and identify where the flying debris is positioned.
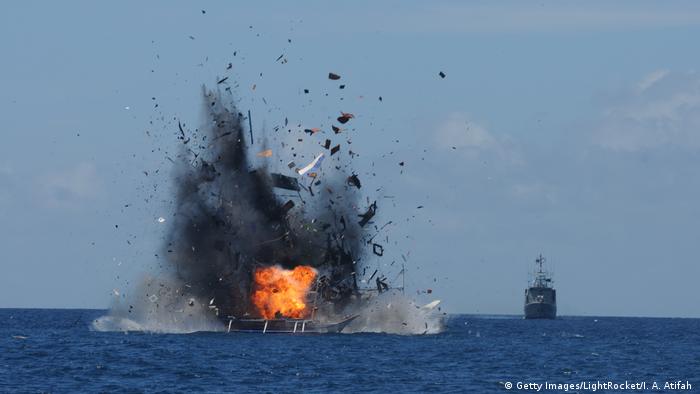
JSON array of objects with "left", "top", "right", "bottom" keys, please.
[
  {"left": 256, "top": 149, "right": 273, "bottom": 158},
  {"left": 247, "top": 110, "right": 253, "bottom": 145},
  {"left": 297, "top": 153, "right": 325, "bottom": 176},
  {"left": 270, "top": 173, "right": 301, "bottom": 191},
  {"left": 281, "top": 200, "right": 295, "bottom": 214},
  {"left": 372, "top": 243, "right": 384, "bottom": 256},
  {"left": 347, "top": 174, "right": 361, "bottom": 189},
  {"left": 421, "top": 300, "right": 441, "bottom": 310},
  {"left": 328, "top": 72, "right": 341, "bottom": 80},
  {"left": 376, "top": 277, "right": 389, "bottom": 293},
  {"left": 304, "top": 128, "right": 322, "bottom": 135},
  {"left": 439, "top": 71, "right": 446, "bottom": 78},
  {"left": 337, "top": 112, "right": 354, "bottom": 124},
  {"left": 358, "top": 201, "right": 377, "bottom": 227}
]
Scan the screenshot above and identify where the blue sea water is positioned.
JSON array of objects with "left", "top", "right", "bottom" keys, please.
[{"left": 1, "top": 309, "right": 698, "bottom": 393}]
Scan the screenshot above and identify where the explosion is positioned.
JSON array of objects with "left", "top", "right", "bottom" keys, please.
[
  {"left": 162, "top": 89, "right": 364, "bottom": 321},
  {"left": 252, "top": 265, "right": 317, "bottom": 319},
  {"left": 94, "top": 86, "right": 444, "bottom": 335}
]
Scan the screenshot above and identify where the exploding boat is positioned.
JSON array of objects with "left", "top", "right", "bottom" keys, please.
[{"left": 219, "top": 264, "right": 360, "bottom": 334}]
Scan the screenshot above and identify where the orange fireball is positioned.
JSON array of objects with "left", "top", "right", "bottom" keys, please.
[{"left": 252, "top": 265, "right": 317, "bottom": 319}]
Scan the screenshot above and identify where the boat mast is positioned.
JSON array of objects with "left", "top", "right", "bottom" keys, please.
[{"left": 533, "top": 254, "right": 550, "bottom": 288}]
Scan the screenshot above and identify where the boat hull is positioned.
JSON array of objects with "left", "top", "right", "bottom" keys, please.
[
  {"left": 225, "top": 315, "right": 358, "bottom": 334},
  {"left": 524, "top": 302, "right": 556, "bottom": 319}
]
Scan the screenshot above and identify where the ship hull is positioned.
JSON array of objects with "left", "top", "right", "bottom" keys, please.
[
  {"left": 224, "top": 315, "right": 358, "bottom": 334},
  {"left": 524, "top": 302, "right": 556, "bottom": 319},
  {"left": 524, "top": 286, "right": 557, "bottom": 319}
]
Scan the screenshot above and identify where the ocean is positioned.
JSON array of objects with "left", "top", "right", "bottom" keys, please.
[{"left": 1, "top": 309, "right": 698, "bottom": 393}]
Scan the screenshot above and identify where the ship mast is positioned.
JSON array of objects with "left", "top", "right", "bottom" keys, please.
[{"left": 533, "top": 254, "right": 551, "bottom": 288}]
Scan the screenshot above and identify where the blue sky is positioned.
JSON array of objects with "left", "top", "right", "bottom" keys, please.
[{"left": 2, "top": 1, "right": 700, "bottom": 317}]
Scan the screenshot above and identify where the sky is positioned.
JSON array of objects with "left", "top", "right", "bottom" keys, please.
[{"left": 2, "top": 1, "right": 700, "bottom": 317}]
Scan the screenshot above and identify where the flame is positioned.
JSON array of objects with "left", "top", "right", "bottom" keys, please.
[{"left": 252, "top": 265, "right": 317, "bottom": 319}]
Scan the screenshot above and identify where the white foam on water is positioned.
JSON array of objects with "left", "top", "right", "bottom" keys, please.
[
  {"left": 92, "top": 276, "right": 224, "bottom": 334},
  {"left": 342, "top": 291, "right": 445, "bottom": 335}
]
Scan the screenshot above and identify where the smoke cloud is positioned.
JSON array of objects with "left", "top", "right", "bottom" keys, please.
[{"left": 161, "top": 89, "right": 366, "bottom": 318}]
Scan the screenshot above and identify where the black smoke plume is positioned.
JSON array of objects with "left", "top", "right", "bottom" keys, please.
[{"left": 164, "top": 89, "right": 369, "bottom": 318}]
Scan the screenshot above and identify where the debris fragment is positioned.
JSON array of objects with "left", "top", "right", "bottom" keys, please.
[
  {"left": 439, "top": 71, "right": 446, "bottom": 78},
  {"left": 328, "top": 72, "right": 341, "bottom": 80},
  {"left": 330, "top": 144, "right": 340, "bottom": 156},
  {"left": 347, "top": 174, "right": 361, "bottom": 189},
  {"left": 157, "top": 217, "right": 166, "bottom": 223},
  {"left": 421, "top": 300, "right": 441, "bottom": 310},
  {"left": 372, "top": 243, "right": 384, "bottom": 256},
  {"left": 368, "top": 269, "right": 378, "bottom": 281},
  {"left": 339, "top": 84, "right": 345, "bottom": 89},
  {"left": 247, "top": 110, "right": 253, "bottom": 145},
  {"left": 297, "top": 153, "right": 325, "bottom": 176},
  {"left": 304, "top": 128, "right": 321, "bottom": 135},
  {"left": 270, "top": 173, "right": 301, "bottom": 191},
  {"left": 376, "top": 277, "right": 389, "bottom": 292},
  {"left": 358, "top": 201, "right": 377, "bottom": 227},
  {"left": 323, "top": 139, "right": 331, "bottom": 149},
  {"left": 217, "top": 76, "right": 229, "bottom": 84},
  {"left": 256, "top": 149, "right": 273, "bottom": 158},
  {"left": 332, "top": 125, "right": 341, "bottom": 134},
  {"left": 287, "top": 161, "right": 296, "bottom": 169},
  {"left": 281, "top": 200, "right": 295, "bottom": 214},
  {"left": 337, "top": 112, "right": 354, "bottom": 124}
]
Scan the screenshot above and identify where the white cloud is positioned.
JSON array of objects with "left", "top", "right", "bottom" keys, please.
[
  {"left": 434, "top": 112, "right": 522, "bottom": 166},
  {"left": 435, "top": 113, "right": 495, "bottom": 150},
  {"left": 593, "top": 70, "right": 700, "bottom": 152},
  {"left": 39, "top": 162, "right": 100, "bottom": 208},
  {"left": 636, "top": 69, "right": 669, "bottom": 93}
]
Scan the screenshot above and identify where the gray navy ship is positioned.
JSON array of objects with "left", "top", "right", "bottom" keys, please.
[{"left": 524, "top": 254, "right": 556, "bottom": 319}]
